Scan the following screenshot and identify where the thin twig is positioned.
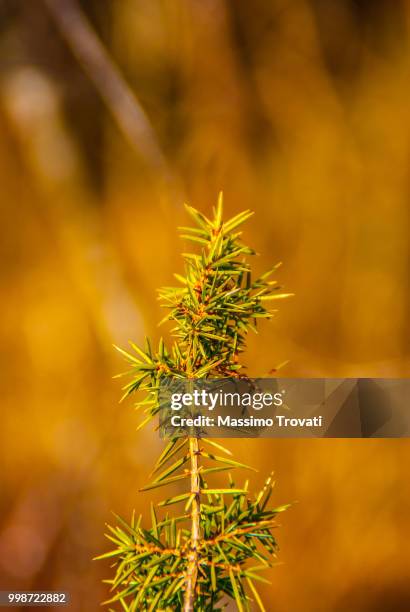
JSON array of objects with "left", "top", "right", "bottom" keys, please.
[
  {"left": 43, "top": 0, "right": 171, "bottom": 176},
  {"left": 184, "top": 437, "right": 201, "bottom": 611}
]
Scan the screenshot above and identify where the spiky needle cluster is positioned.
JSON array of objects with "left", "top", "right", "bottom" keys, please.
[{"left": 97, "top": 195, "right": 291, "bottom": 611}]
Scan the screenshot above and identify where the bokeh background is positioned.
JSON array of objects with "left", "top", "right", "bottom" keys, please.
[{"left": 1, "top": 1, "right": 410, "bottom": 610}]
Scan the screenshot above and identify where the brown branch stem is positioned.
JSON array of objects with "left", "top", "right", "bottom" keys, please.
[{"left": 183, "top": 436, "right": 201, "bottom": 611}]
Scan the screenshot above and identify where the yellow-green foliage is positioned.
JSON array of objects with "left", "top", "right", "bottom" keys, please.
[{"left": 97, "top": 196, "right": 290, "bottom": 611}]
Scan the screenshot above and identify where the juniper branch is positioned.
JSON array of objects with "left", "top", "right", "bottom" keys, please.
[{"left": 97, "top": 194, "right": 291, "bottom": 611}]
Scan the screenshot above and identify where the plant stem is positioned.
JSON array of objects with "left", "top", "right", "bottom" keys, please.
[{"left": 183, "top": 436, "right": 201, "bottom": 611}]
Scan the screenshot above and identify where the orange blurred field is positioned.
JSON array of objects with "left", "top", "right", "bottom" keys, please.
[{"left": 0, "top": 1, "right": 410, "bottom": 610}]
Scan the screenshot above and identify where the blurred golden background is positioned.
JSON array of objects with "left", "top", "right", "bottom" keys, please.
[{"left": 0, "top": 1, "right": 410, "bottom": 610}]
